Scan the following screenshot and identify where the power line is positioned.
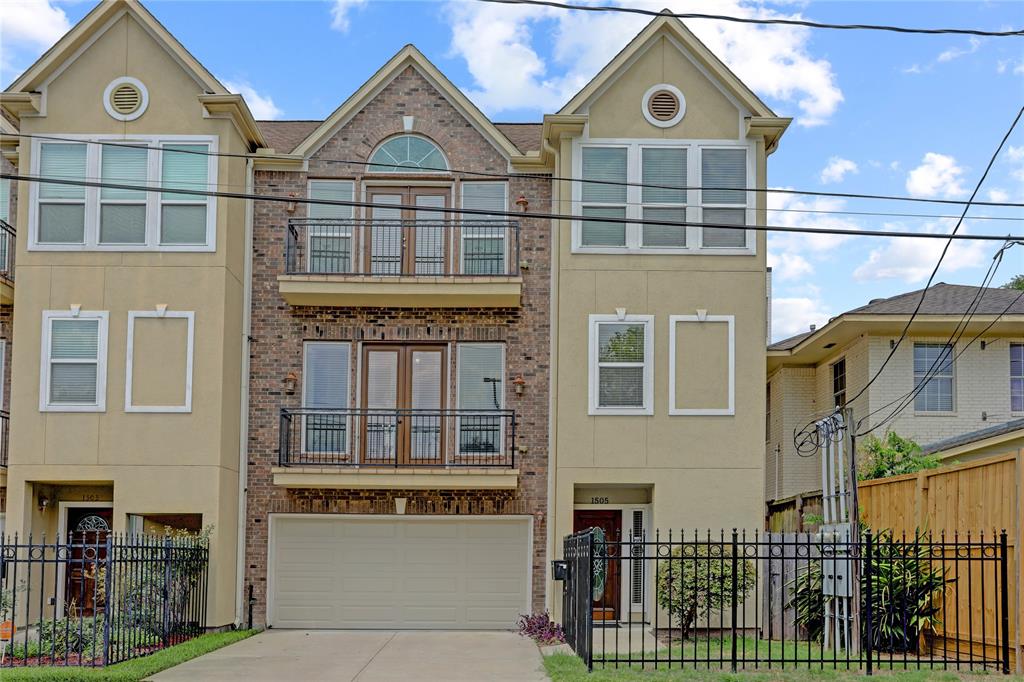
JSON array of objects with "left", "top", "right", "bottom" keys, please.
[
  {"left": 476, "top": 0, "right": 1024, "bottom": 37},
  {"left": 4, "top": 172, "right": 1023, "bottom": 242},
  {"left": 818, "top": 106, "right": 1024, "bottom": 419},
  {"left": 10, "top": 132, "right": 1024, "bottom": 210}
]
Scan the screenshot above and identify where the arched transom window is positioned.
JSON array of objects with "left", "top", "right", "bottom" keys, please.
[{"left": 368, "top": 135, "right": 448, "bottom": 173}]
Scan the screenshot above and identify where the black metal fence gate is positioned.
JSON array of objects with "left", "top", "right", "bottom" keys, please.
[
  {"left": 559, "top": 528, "right": 1012, "bottom": 674},
  {"left": 0, "top": 533, "right": 210, "bottom": 668}
]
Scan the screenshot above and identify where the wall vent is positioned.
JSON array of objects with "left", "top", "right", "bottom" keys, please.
[
  {"left": 103, "top": 77, "right": 149, "bottom": 121},
  {"left": 642, "top": 84, "right": 686, "bottom": 128}
]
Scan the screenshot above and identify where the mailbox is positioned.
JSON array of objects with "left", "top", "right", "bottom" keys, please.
[{"left": 551, "top": 560, "right": 569, "bottom": 581}]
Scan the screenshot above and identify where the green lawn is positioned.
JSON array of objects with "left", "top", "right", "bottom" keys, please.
[{"left": 1, "top": 629, "right": 258, "bottom": 682}]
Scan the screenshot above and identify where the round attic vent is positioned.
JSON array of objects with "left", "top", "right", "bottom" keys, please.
[
  {"left": 642, "top": 84, "right": 686, "bottom": 128},
  {"left": 103, "top": 77, "right": 148, "bottom": 121}
]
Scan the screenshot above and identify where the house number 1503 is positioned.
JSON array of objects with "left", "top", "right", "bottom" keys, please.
[{"left": 591, "top": 497, "right": 610, "bottom": 504}]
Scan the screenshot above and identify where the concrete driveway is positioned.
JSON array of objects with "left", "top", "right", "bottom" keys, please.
[{"left": 150, "top": 630, "right": 548, "bottom": 681}]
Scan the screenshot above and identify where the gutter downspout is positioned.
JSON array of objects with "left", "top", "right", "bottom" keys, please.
[
  {"left": 235, "top": 155, "right": 254, "bottom": 628},
  {"left": 543, "top": 136, "right": 559, "bottom": 613}
]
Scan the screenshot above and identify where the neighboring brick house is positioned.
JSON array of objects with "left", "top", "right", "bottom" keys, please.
[
  {"left": 244, "top": 47, "right": 552, "bottom": 628},
  {"left": 766, "top": 283, "right": 1024, "bottom": 521}
]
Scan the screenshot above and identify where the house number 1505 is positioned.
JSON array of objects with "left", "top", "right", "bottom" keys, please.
[{"left": 591, "top": 497, "right": 610, "bottom": 504}]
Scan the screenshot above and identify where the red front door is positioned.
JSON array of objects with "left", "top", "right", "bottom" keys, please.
[
  {"left": 65, "top": 507, "right": 112, "bottom": 616},
  {"left": 574, "top": 509, "right": 622, "bottom": 622}
]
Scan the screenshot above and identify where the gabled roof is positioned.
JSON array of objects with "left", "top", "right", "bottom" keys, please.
[
  {"left": 494, "top": 123, "right": 543, "bottom": 155},
  {"left": 845, "top": 283, "right": 1024, "bottom": 316},
  {"left": 257, "top": 120, "right": 321, "bottom": 154},
  {"left": 5, "top": 0, "right": 225, "bottom": 95},
  {"left": 559, "top": 12, "right": 776, "bottom": 121},
  {"left": 290, "top": 45, "right": 523, "bottom": 161}
]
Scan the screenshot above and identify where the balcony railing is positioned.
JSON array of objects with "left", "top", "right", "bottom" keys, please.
[
  {"left": 279, "top": 407, "right": 516, "bottom": 468},
  {"left": 0, "top": 219, "right": 14, "bottom": 283},
  {"left": 285, "top": 219, "right": 520, "bottom": 277},
  {"left": 0, "top": 410, "right": 8, "bottom": 468}
]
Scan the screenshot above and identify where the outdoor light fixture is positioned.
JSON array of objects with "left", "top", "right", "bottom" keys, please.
[
  {"left": 283, "top": 372, "right": 297, "bottom": 394},
  {"left": 512, "top": 376, "right": 526, "bottom": 395},
  {"left": 37, "top": 494, "right": 50, "bottom": 512},
  {"left": 515, "top": 194, "right": 529, "bottom": 212}
]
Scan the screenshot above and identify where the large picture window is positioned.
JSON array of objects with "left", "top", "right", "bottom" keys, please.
[
  {"left": 913, "top": 343, "right": 954, "bottom": 412},
  {"left": 40, "top": 311, "right": 109, "bottom": 412},
  {"left": 31, "top": 136, "right": 217, "bottom": 251},
  {"left": 303, "top": 342, "right": 351, "bottom": 454},
  {"left": 589, "top": 314, "right": 654, "bottom": 415},
  {"left": 457, "top": 344, "right": 505, "bottom": 454}
]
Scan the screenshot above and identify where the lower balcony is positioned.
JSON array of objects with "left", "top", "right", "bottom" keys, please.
[{"left": 274, "top": 407, "right": 519, "bottom": 490}]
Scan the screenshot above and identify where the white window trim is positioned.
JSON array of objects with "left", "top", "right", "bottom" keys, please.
[
  {"left": 28, "top": 134, "right": 218, "bottom": 252},
  {"left": 455, "top": 342, "right": 507, "bottom": 457},
  {"left": 459, "top": 181, "right": 509, "bottom": 275},
  {"left": 588, "top": 314, "right": 654, "bottom": 416},
  {"left": 39, "top": 310, "right": 109, "bottom": 412},
  {"left": 668, "top": 314, "right": 735, "bottom": 416},
  {"left": 571, "top": 137, "right": 756, "bottom": 256},
  {"left": 301, "top": 341, "right": 352, "bottom": 456},
  {"left": 124, "top": 310, "right": 195, "bottom": 413}
]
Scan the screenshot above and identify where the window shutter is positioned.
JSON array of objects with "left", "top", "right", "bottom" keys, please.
[
  {"left": 701, "top": 149, "right": 747, "bottom": 204},
  {"left": 39, "top": 143, "right": 87, "bottom": 199},
  {"left": 458, "top": 345, "right": 504, "bottom": 410},
  {"left": 581, "top": 147, "right": 627, "bottom": 203},
  {"left": 101, "top": 146, "right": 148, "bottom": 200},
  {"left": 308, "top": 181, "right": 354, "bottom": 220},
  {"left": 161, "top": 145, "right": 208, "bottom": 197},
  {"left": 303, "top": 343, "right": 349, "bottom": 409},
  {"left": 642, "top": 148, "right": 686, "bottom": 204}
]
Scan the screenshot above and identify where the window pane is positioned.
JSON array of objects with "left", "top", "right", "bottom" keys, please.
[
  {"left": 161, "top": 145, "right": 208, "bottom": 199},
  {"left": 581, "top": 206, "right": 626, "bottom": 246},
  {"left": 50, "top": 363, "right": 98, "bottom": 404},
  {"left": 39, "top": 204, "right": 85, "bottom": 243},
  {"left": 308, "top": 180, "right": 354, "bottom": 220},
  {"left": 914, "top": 377, "right": 953, "bottom": 412},
  {"left": 1012, "top": 378, "right": 1023, "bottom": 413},
  {"left": 304, "top": 343, "right": 349, "bottom": 409},
  {"left": 581, "top": 147, "right": 627, "bottom": 203},
  {"left": 599, "top": 323, "right": 644, "bottom": 362},
  {"left": 458, "top": 345, "right": 503, "bottom": 410},
  {"left": 599, "top": 366, "right": 644, "bottom": 407},
  {"left": 100, "top": 205, "right": 146, "bottom": 244},
  {"left": 309, "top": 234, "right": 351, "bottom": 273},
  {"left": 702, "top": 207, "right": 746, "bottom": 248},
  {"left": 701, "top": 148, "right": 747, "bottom": 204},
  {"left": 642, "top": 148, "right": 686, "bottom": 203},
  {"left": 369, "top": 135, "right": 448, "bottom": 172},
  {"left": 642, "top": 207, "right": 686, "bottom": 247},
  {"left": 0, "top": 178, "right": 9, "bottom": 223},
  {"left": 51, "top": 319, "right": 99, "bottom": 359},
  {"left": 161, "top": 205, "right": 207, "bottom": 244},
  {"left": 101, "top": 146, "right": 148, "bottom": 200},
  {"left": 462, "top": 182, "right": 506, "bottom": 218},
  {"left": 914, "top": 344, "right": 953, "bottom": 376},
  {"left": 39, "top": 143, "right": 86, "bottom": 200},
  {"left": 1010, "top": 344, "right": 1023, "bottom": 377}
]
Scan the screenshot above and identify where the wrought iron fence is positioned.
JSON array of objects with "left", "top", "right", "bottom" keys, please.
[
  {"left": 558, "top": 528, "right": 1011, "bottom": 674},
  {"left": 0, "top": 411, "right": 8, "bottom": 468},
  {"left": 285, "top": 218, "right": 520, "bottom": 277},
  {"left": 0, "top": 533, "right": 209, "bottom": 668},
  {"left": 279, "top": 407, "right": 516, "bottom": 467},
  {"left": 0, "top": 218, "right": 14, "bottom": 282}
]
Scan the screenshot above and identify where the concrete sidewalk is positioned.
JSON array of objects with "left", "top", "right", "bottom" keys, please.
[{"left": 149, "top": 629, "right": 548, "bottom": 681}]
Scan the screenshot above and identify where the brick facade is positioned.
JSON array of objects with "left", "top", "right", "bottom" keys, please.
[{"left": 244, "top": 66, "right": 551, "bottom": 624}]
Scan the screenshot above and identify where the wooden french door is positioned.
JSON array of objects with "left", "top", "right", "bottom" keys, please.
[
  {"left": 574, "top": 509, "right": 622, "bottom": 622},
  {"left": 65, "top": 506, "right": 113, "bottom": 616},
  {"left": 361, "top": 345, "right": 447, "bottom": 465},
  {"left": 366, "top": 187, "right": 450, "bottom": 275}
]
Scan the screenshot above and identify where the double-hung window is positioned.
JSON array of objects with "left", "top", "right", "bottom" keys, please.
[
  {"left": 302, "top": 342, "right": 351, "bottom": 455},
  {"left": 460, "top": 182, "right": 508, "bottom": 275},
  {"left": 32, "top": 136, "right": 216, "bottom": 250},
  {"left": 40, "top": 311, "right": 108, "bottom": 412},
  {"left": 831, "top": 358, "right": 847, "bottom": 408},
  {"left": 306, "top": 180, "right": 354, "bottom": 274},
  {"left": 913, "top": 343, "right": 954, "bottom": 412},
  {"left": 589, "top": 314, "right": 654, "bottom": 415},
  {"left": 1011, "top": 343, "right": 1024, "bottom": 413},
  {"left": 574, "top": 141, "right": 751, "bottom": 252},
  {"left": 700, "top": 148, "right": 749, "bottom": 248},
  {"left": 457, "top": 343, "right": 505, "bottom": 455}
]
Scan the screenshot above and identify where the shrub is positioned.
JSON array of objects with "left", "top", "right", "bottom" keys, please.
[
  {"left": 517, "top": 611, "right": 565, "bottom": 645},
  {"left": 858, "top": 432, "right": 940, "bottom": 480},
  {"left": 36, "top": 611, "right": 104, "bottom": 660},
  {"left": 655, "top": 544, "right": 756, "bottom": 640}
]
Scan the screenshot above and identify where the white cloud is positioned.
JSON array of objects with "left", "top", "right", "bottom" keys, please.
[
  {"left": 819, "top": 156, "right": 858, "bottom": 184},
  {"left": 996, "top": 59, "right": 1024, "bottom": 76},
  {"left": 768, "top": 251, "right": 814, "bottom": 281},
  {"left": 936, "top": 37, "right": 981, "bottom": 63},
  {"left": 223, "top": 79, "right": 283, "bottom": 120},
  {"left": 852, "top": 220, "right": 988, "bottom": 283},
  {"left": 772, "top": 296, "right": 831, "bottom": 341},
  {"left": 905, "top": 152, "right": 967, "bottom": 199},
  {"left": 329, "top": 0, "right": 368, "bottom": 32},
  {"left": 987, "top": 188, "right": 1009, "bottom": 203},
  {"left": 445, "top": 0, "right": 843, "bottom": 126},
  {"left": 768, "top": 189, "right": 860, "bottom": 254},
  {"left": 0, "top": 0, "right": 70, "bottom": 48}
]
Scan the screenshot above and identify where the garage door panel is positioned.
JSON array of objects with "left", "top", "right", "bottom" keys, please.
[{"left": 270, "top": 517, "right": 529, "bottom": 630}]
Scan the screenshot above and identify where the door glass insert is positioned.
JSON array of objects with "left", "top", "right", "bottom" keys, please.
[
  {"left": 369, "top": 194, "right": 403, "bottom": 275},
  {"left": 414, "top": 194, "right": 446, "bottom": 275},
  {"left": 365, "top": 349, "right": 399, "bottom": 461}
]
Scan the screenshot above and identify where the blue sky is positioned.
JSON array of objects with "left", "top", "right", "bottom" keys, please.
[{"left": 2, "top": 0, "right": 1022, "bottom": 339}]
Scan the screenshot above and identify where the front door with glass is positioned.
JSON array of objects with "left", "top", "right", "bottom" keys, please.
[{"left": 366, "top": 187, "right": 449, "bottom": 275}]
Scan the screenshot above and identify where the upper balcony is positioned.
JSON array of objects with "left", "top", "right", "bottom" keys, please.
[
  {"left": 0, "top": 219, "right": 14, "bottom": 304},
  {"left": 278, "top": 219, "right": 523, "bottom": 308}
]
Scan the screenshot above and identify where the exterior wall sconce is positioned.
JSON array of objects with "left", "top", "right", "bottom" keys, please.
[
  {"left": 286, "top": 192, "right": 298, "bottom": 214},
  {"left": 515, "top": 194, "right": 528, "bottom": 212},
  {"left": 512, "top": 376, "right": 526, "bottom": 395},
  {"left": 38, "top": 494, "right": 50, "bottom": 513},
  {"left": 283, "top": 372, "right": 298, "bottom": 394}
]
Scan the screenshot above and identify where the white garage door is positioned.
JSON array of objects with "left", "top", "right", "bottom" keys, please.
[{"left": 269, "top": 516, "right": 531, "bottom": 629}]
